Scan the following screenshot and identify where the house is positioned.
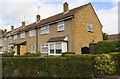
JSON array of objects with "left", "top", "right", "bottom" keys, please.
[
  {"left": 0, "top": 2, "right": 103, "bottom": 56},
  {"left": 108, "top": 34, "right": 120, "bottom": 40}
]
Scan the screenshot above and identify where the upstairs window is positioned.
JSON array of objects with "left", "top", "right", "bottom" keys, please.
[
  {"left": 41, "top": 44, "right": 48, "bottom": 53},
  {"left": 41, "top": 25, "right": 49, "bottom": 34},
  {"left": 58, "top": 21, "right": 64, "bottom": 31},
  {"left": 8, "top": 36, "right": 12, "bottom": 41},
  {"left": 87, "top": 22, "right": 93, "bottom": 32},
  {"left": 0, "top": 38, "right": 2, "bottom": 42},
  {"left": 20, "top": 32, "right": 25, "bottom": 38},
  {"left": 14, "top": 35, "right": 17, "bottom": 40},
  {"left": 3, "top": 37, "right": 6, "bottom": 40},
  {"left": 29, "top": 30, "right": 35, "bottom": 37}
]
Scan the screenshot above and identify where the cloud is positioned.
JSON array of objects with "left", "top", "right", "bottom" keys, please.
[
  {"left": 96, "top": 5, "right": 118, "bottom": 34},
  {"left": 0, "top": 0, "right": 118, "bottom": 35}
]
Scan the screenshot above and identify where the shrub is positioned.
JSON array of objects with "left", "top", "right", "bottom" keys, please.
[
  {"left": 2, "top": 51, "right": 15, "bottom": 57},
  {"left": 2, "top": 52, "right": 120, "bottom": 77},
  {"left": 15, "top": 53, "right": 40, "bottom": 57},
  {"left": 96, "top": 40, "right": 120, "bottom": 54}
]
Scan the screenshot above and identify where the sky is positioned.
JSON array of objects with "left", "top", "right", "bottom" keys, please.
[{"left": 0, "top": 0, "right": 119, "bottom": 34}]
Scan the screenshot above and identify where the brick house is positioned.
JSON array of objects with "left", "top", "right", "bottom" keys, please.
[{"left": 0, "top": 2, "right": 103, "bottom": 55}]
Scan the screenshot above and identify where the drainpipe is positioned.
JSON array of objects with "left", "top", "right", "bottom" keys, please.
[{"left": 36, "top": 29, "right": 38, "bottom": 54}]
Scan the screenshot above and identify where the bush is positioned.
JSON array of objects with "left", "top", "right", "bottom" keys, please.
[
  {"left": 2, "top": 52, "right": 120, "bottom": 77},
  {"left": 15, "top": 53, "right": 40, "bottom": 57},
  {"left": 2, "top": 51, "right": 15, "bottom": 57},
  {"left": 96, "top": 40, "right": 120, "bottom": 54},
  {"left": 62, "top": 52, "right": 75, "bottom": 56}
]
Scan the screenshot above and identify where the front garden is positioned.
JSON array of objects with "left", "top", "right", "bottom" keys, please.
[{"left": 1, "top": 40, "right": 120, "bottom": 78}]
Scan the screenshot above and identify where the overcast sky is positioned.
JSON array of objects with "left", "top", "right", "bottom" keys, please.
[{"left": 0, "top": 0, "right": 119, "bottom": 34}]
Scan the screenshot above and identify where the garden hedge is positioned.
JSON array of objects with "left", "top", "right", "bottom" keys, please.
[
  {"left": 95, "top": 40, "right": 120, "bottom": 54},
  {"left": 1, "top": 52, "right": 120, "bottom": 78}
]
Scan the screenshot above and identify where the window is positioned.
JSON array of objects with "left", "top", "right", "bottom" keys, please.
[
  {"left": 8, "top": 36, "right": 12, "bottom": 41},
  {"left": 3, "top": 37, "right": 6, "bottom": 40},
  {"left": 87, "top": 22, "right": 93, "bottom": 32},
  {"left": 3, "top": 47, "right": 6, "bottom": 51},
  {"left": 29, "top": 45, "right": 35, "bottom": 53},
  {"left": 20, "top": 32, "right": 25, "bottom": 38},
  {"left": 14, "top": 35, "right": 17, "bottom": 40},
  {"left": 0, "top": 38, "right": 2, "bottom": 42},
  {"left": 41, "top": 25, "right": 49, "bottom": 34},
  {"left": 41, "top": 44, "right": 48, "bottom": 53},
  {"left": 49, "top": 42, "right": 62, "bottom": 55},
  {"left": 58, "top": 21, "right": 64, "bottom": 31},
  {"left": 29, "top": 30, "right": 35, "bottom": 37}
]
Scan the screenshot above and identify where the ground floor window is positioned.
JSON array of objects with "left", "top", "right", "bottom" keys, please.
[
  {"left": 29, "top": 45, "right": 35, "bottom": 53},
  {"left": 48, "top": 42, "right": 67, "bottom": 55},
  {"left": 41, "top": 44, "right": 48, "bottom": 53}
]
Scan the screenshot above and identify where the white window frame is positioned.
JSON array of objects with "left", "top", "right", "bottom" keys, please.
[
  {"left": 0, "top": 38, "right": 2, "bottom": 42},
  {"left": 48, "top": 42, "right": 67, "bottom": 55},
  {"left": 57, "top": 21, "right": 64, "bottom": 31},
  {"left": 29, "top": 29, "right": 35, "bottom": 37},
  {"left": 41, "top": 25, "right": 50, "bottom": 34},
  {"left": 29, "top": 45, "right": 35, "bottom": 53},
  {"left": 41, "top": 44, "right": 48, "bottom": 53},
  {"left": 3, "top": 37, "right": 6, "bottom": 40},
  {"left": 8, "top": 36, "right": 12, "bottom": 41},
  {"left": 20, "top": 32, "right": 25, "bottom": 38},
  {"left": 14, "top": 35, "right": 17, "bottom": 40},
  {"left": 87, "top": 22, "right": 93, "bottom": 32}
]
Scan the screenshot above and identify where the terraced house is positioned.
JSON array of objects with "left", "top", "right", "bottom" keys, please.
[{"left": 0, "top": 2, "right": 103, "bottom": 56}]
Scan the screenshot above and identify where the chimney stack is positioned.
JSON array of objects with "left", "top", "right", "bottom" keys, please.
[
  {"left": 36, "top": 15, "right": 40, "bottom": 22},
  {"left": 11, "top": 26, "right": 14, "bottom": 31},
  {"left": 63, "top": 2, "right": 69, "bottom": 12},
  {"left": 22, "top": 22, "right": 25, "bottom": 27},
  {"left": 4, "top": 29, "right": 7, "bottom": 33}
]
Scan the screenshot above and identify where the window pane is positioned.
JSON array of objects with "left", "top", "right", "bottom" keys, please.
[
  {"left": 50, "top": 44, "right": 54, "bottom": 49},
  {"left": 56, "top": 49, "right": 62, "bottom": 54},
  {"left": 50, "top": 50, "right": 54, "bottom": 54},
  {"left": 55, "top": 42, "right": 61, "bottom": 49},
  {"left": 59, "top": 25, "right": 64, "bottom": 31}
]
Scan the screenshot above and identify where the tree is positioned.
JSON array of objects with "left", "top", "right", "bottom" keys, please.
[{"left": 103, "top": 33, "right": 109, "bottom": 40}]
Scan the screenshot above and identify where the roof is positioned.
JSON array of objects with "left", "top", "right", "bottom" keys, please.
[
  {"left": 108, "top": 34, "right": 120, "bottom": 40},
  {"left": 9, "top": 41, "right": 26, "bottom": 45},
  {"left": 14, "top": 3, "right": 90, "bottom": 34},
  {"left": 3, "top": 3, "right": 91, "bottom": 37},
  {"left": 47, "top": 36, "right": 67, "bottom": 42}
]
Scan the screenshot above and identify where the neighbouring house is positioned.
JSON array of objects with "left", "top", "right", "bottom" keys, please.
[
  {"left": 108, "top": 33, "right": 120, "bottom": 40},
  {"left": 0, "top": 2, "right": 103, "bottom": 56}
]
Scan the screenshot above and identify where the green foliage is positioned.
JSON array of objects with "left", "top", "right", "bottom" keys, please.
[
  {"left": 62, "top": 52, "right": 75, "bottom": 56},
  {"left": 103, "top": 33, "right": 109, "bottom": 40},
  {"left": 15, "top": 53, "right": 40, "bottom": 57},
  {"left": 2, "top": 51, "right": 15, "bottom": 57},
  {"left": 2, "top": 52, "right": 120, "bottom": 77},
  {"left": 94, "top": 54, "right": 116, "bottom": 77},
  {"left": 96, "top": 40, "right": 120, "bottom": 54}
]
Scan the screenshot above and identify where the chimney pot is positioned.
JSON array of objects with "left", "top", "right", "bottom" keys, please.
[
  {"left": 63, "top": 2, "right": 69, "bottom": 12},
  {"left": 36, "top": 15, "right": 40, "bottom": 22},
  {"left": 22, "top": 22, "right": 25, "bottom": 27},
  {"left": 11, "top": 26, "right": 14, "bottom": 31}
]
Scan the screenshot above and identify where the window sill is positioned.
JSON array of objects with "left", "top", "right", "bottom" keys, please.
[
  {"left": 41, "top": 33, "right": 49, "bottom": 35},
  {"left": 29, "top": 36, "right": 35, "bottom": 38},
  {"left": 57, "top": 30, "right": 64, "bottom": 32},
  {"left": 88, "top": 31, "right": 93, "bottom": 33}
]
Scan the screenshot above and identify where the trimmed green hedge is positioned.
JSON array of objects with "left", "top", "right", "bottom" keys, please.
[
  {"left": 2, "top": 52, "right": 120, "bottom": 77},
  {"left": 96, "top": 40, "right": 120, "bottom": 54}
]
